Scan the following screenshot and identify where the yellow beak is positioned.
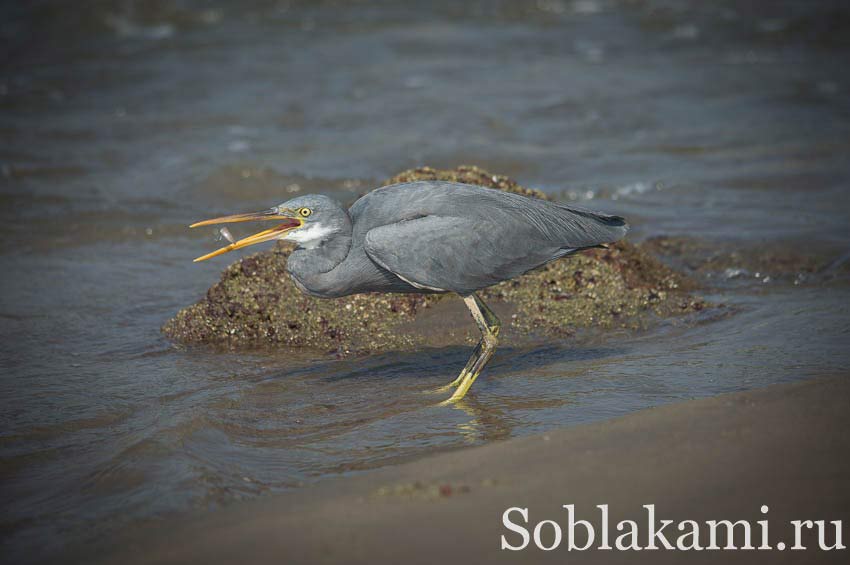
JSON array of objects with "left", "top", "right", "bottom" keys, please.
[{"left": 190, "top": 208, "right": 303, "bottom": 262}]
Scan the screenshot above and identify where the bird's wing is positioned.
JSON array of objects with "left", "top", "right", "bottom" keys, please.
[{"left": 363, "top": 215, "right": 572, "bottom": 294}]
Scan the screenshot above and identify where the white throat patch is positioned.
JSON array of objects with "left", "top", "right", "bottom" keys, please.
[{"left": 282, "top": 222, "right": 336, "bottom": 249}]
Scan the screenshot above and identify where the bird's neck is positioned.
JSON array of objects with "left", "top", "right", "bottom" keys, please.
[{"left": 286, "top": 220, "right": 353, "bottom": 298}]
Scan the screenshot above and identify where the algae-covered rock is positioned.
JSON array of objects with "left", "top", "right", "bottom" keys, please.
[
  {"left": 385, "top": 165, "right": 550, "bottom": 201},
  {"left": 164, "top": 244, "right": 432, "bottom": 353},
  {"left": 163, "top": 166, "right": 705, "bottom": 352}
]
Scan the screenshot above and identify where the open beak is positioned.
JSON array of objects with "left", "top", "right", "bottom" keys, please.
[{"left": 190, "top": 208, "right": 302, "bottom": 262}]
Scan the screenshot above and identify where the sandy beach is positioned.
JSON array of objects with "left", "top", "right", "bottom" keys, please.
[{"left": 88, "top": 376, "right": 850, "bottom": 565}]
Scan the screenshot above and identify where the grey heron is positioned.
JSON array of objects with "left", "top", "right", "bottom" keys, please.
[{"left": 191, "top": 181, "right": 628, "bottom": 403}]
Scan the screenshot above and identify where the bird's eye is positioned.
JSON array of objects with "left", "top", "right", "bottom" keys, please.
[{"left": 299, "top": 208, "right": 312, "bottom": 217}]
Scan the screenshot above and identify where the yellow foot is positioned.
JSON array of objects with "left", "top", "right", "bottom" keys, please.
[
  {"left": 429, "top": 371, "right": 466, "bottom": 394},
  {"left": 437, "top": 374, "right": 477, "bottom": 406},
  {"left": 437, "top": 393, "right": 466, "bottom": 407}
]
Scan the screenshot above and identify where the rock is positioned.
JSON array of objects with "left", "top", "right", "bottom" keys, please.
[{"left": 162, "top": 166, "right": 706, "bottom": 352}]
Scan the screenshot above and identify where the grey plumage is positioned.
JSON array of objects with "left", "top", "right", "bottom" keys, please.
[{"left": 284, "top": 181, "right": 627, "bottom": 297}]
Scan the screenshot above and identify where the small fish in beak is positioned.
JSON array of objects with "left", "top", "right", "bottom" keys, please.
[
  {"left": 218, "top": 227, "right": 235, "bottom": 244},
  {"left": 190, "top": 208, "right": 303, "bottom": 262}
]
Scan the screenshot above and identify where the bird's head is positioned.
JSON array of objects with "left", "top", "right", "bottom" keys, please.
[{"left": 190, "top": 194, "right": 348, "bottom": 262}]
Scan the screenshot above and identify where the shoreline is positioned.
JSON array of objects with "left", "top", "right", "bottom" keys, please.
[{"left": 86, "top": 375, "right": 850, "bottom": 564}]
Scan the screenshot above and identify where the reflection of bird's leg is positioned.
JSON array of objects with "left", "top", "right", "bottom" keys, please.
[{"left": 441, "top": 293, "right": 500, "bottom": 404}]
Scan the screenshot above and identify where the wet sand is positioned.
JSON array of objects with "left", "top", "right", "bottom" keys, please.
[{"left": 93, "top": 376, "right": 850, "bottom": 565}]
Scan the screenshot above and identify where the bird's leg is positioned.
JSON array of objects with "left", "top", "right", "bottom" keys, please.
[
  {"left": 441, "top": 293, "right": 500, "bottom": 404},
  {"left": 435, "top": 340, "right": 484, "bottom": 392},
  {"left": 437, "top": 293, "right": 498, "bottom": 391},
  {"left": 473, "top": 293, "right": 502, "bottom": 337}
]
